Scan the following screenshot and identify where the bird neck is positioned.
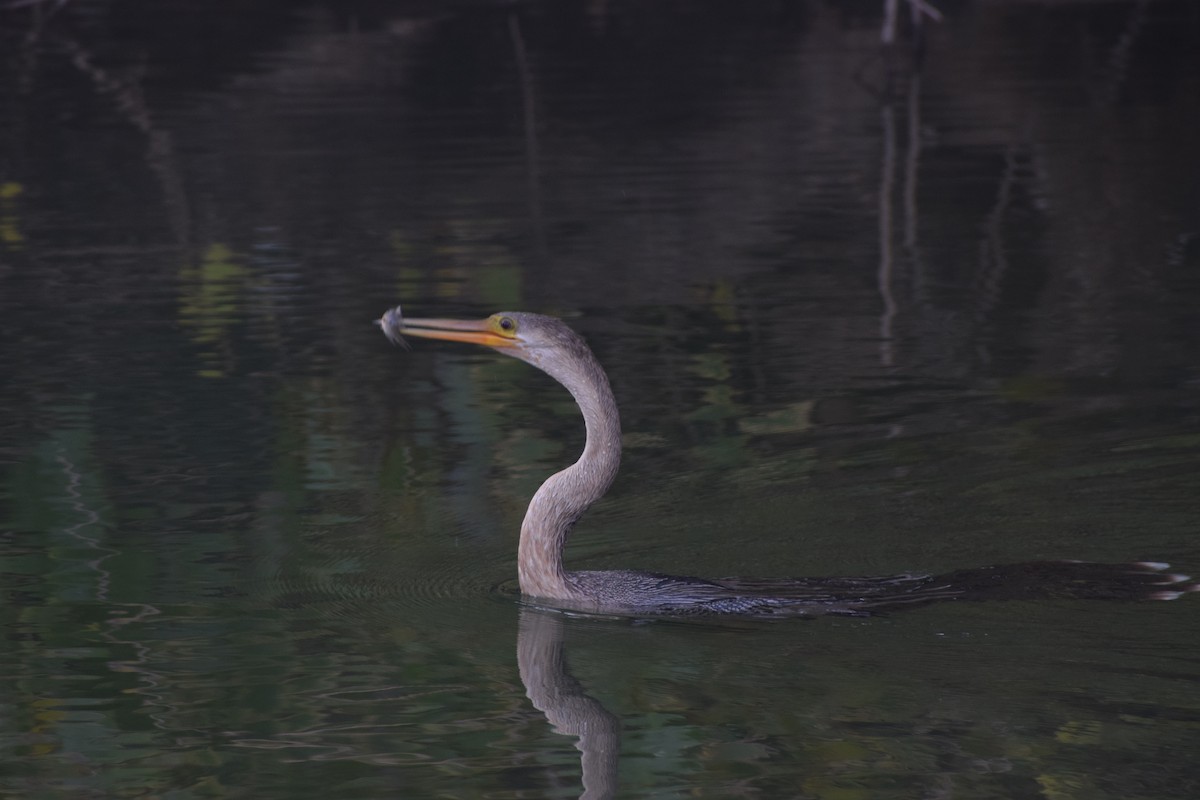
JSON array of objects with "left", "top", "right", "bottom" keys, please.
[{"left": 517, "top": 351, "right": 621, "bottom": 602}]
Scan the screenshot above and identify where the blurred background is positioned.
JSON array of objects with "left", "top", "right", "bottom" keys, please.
[{"left": 1, "top": 1, "right": 1199, "bottom": 797}]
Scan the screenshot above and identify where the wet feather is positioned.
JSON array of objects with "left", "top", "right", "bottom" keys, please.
[{"left": 375, "top": 304, "right": 410, "bottom": 349}]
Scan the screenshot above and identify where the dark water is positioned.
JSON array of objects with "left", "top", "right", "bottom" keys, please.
[{"left": 3, "top": 0, "right": 1200, "bottom": 797}]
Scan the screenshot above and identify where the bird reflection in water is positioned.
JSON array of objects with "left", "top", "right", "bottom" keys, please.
[
  {"left": 518, "top": 608, "right": 620, "bottom": 800},
  {"left": 377, "top": 306, "right": 1197, "bottom": 616}
]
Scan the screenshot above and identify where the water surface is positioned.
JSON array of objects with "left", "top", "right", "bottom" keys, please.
[{"left": 2, "top": 1, "right": 1199, "bottom": 797}]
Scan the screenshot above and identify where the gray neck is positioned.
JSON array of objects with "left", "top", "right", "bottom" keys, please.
[{"left": 516, "top": 345, "right": 621, "bottom": 601}]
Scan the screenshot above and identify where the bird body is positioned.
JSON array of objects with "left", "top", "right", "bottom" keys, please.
[{"left": 378, "top": 306, "right": 1195, "bottom": 617}]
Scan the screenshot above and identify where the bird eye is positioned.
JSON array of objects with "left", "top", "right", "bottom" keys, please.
[{"left": 498, "top": 317, "right": 516, "bottom": 332}]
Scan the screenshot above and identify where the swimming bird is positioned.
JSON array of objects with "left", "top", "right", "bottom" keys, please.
[{"left": 378, "top": 306, "right": 1195, "bottom": 617}]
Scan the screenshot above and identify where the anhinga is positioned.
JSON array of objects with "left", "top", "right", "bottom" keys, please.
[{"left": 379, "top": 306, "right": 1195, "bottom": 617}]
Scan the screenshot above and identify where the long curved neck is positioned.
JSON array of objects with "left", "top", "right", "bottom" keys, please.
[{"left": 517, "top": 346, "right": 621, "bottom": 601}]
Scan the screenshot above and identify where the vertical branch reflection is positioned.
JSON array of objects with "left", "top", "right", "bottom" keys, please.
[
  {"left": 878, "top": 101, "right": 898, "bottom": 368},
  {"left": 53, "top": 436, "right": 174, "bottom": 732},
  {"left": 881, "top": 0, "right": 943, "bottom": 45},
  {"left": 55, "top": 443, "right": 113, "bottom": 601},
  {"left": 903, "top": 74, "right": 922, "bottom": 252},
  {"left": 974, "top": 142, "right": 1020, "bottom": 354},
  {"left": 57, "top": 37, "right": 193, "bottom": 249},
  {"left": 879, "top": 66, "right": 925, "bottom": 371},
  {"left": 517, "top": 608, "right": 620, "bottom": 800},
  {"left": 508, "top": 14, "right": 547, "bottom": 260},
  {"left": 1096, "top": 0, "right": 1149, "bottom": 108}
]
